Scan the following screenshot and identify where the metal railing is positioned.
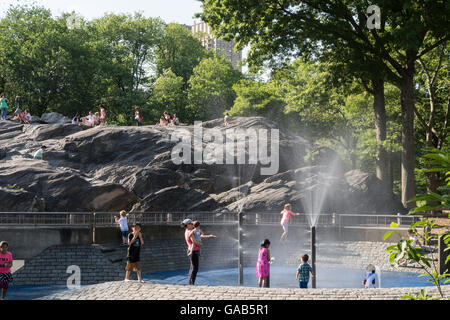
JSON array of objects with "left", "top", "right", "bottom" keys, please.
[{"left": 0, "top": 211, "right": 421, "bottom": 228}]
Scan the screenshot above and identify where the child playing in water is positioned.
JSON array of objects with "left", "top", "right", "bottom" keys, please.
[
  {"left": 280, "top": 203, "right": 298, "bottom": 243},
  {"left": 191, "top": 220, "right": 217, "bottom": 256},
  {"left": 362, "top": 265, "right": 378, "bottom": 288},
  {"left": 114, "top": 210, "right": 129, "bottom": 246},
  {"left": 0, "top": 241, "right": 13, "bottom": 300},
  {"left": 296, "top": 254, "right": 314, "bottom": 289},
  {"left": 256, "top": 239, "right": 271, "bottom": 288}
]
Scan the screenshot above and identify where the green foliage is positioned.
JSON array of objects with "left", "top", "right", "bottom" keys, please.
[
  {"left": 400, "top": 289, "right": 440, "bottom": 300},
  {"left": 409, "top": 146, "right": 450, "bottom": 214},
  {"left": 186, "top": 54, "right": 243, "bottom": 123},
  {"left": 146, "top": 68, "right": 186, "bottom": 123},
  {"left": 155, "top": 23, "right": 210, "bottom": 83},
  {"left": 384, "top": 148, "right": 450, "bottom": 299}
]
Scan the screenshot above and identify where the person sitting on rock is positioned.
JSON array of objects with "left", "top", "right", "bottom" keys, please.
[
  {"left": 24, "top": 109, "right": 32, "bottom": 123},
  {"left": 163, "top": 112, "right": 172, "bottom": 124},
  {"left": 72, "top": 113, "right": 81, "bottom": 125},
  {"left": 33, "top": 145, "right": 47, "bottom": 160},
  {"left": 81, "top": 111, "right": 95, "bottom": 127},
  {"left": 224, "top": 113, "right": 230, "bottom": 126},
  {"left": 172, "top": 113, "right": 179, "bottom": 125},
  {"left": 159, "top": 116, "right": 168, "bottom": 126},
  {"left": 93, "top": 112, "right": 100, "bottom": 126}
]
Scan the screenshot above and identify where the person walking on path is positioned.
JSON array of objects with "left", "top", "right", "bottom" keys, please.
[
  {"left": 114, "top": 210, "right": 129, "bottom": 246},
  {"left": 124, "top": 223, "right": 145, "bottom": 283},
  {"left": 296, "top": 254, "right": 314, "bottom": 289},
  {"left": 0, "top": 241, "right": 13, "bottom": 300},
  {"left": 256, "top": 239, "right": 271, "bottom": 288},
  {"left": 280, "top": 204, "right": 298, "bottom": 243},
  {"left": 181, "top": 218, "right": 202, "bottom": 285},
  {"left": 0, "top": 94, "right": 8, "bottom": 120}
]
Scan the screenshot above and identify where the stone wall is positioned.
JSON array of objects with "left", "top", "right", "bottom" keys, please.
[{"left": 12, "top": 245, "right": 124, "bottom": 286}]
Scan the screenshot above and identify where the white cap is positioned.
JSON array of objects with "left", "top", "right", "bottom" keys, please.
[{"left": 182, "top": 219, "right": 193, "bottom": 225}]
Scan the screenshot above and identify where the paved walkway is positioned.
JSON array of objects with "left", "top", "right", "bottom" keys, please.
[{"left": 41, "top": 281, "right": 450, "bottom": 300}]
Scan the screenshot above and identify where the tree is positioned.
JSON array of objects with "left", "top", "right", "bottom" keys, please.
[
  {"left": 88, "top": 13, "right": 165, "bottom": 124},
  {"left": 186, "top": 54, "right": 243, "bottom": 123},
  {"left": 414, "top": 42, "right": 449, "bottom": 195},
  {"left": 199, "top": 0, "right": 450, "bottom": 208},
  {"left": 0, "top": 5, "right": 91, "bottom": 116},
  {"left": 155, "top": 23, "right": 209, "bottom": 84},
  {"left": 229, "top": 78, "right": 293, "bottom": 129},
  {"left": 146, "top": 68, "right": 186, "bottom": 123}
]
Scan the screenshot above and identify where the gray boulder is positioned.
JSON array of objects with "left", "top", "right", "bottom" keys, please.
[{"left": 0, "top": 117, "right": 405, "bottom": 213}]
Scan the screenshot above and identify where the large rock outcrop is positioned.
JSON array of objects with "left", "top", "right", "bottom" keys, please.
[{"left": 0, "top": 116, "right": 405, "bottom": 214}]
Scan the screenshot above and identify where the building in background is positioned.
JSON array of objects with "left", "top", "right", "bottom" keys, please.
[{"left": 191, "top": 21, "right": 242, "bottom": 72}]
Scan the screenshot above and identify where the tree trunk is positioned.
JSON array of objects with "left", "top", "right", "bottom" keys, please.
[
  {"left": 372, "top": 79, "right": 390, "bottom": 185},
  {"left": 400, "top": 56, "right": 417, "bottom": 209}
]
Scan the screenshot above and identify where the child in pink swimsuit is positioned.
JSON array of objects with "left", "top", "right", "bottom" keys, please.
[
  {"left": 0, "top": 241, "right": 13, "bottom": 300},
  {"left": 256, "top": 239, "right": 271, "bottom": 288},
  {"left": 280, "top": 203, "right": 298, "bottom": 242}
]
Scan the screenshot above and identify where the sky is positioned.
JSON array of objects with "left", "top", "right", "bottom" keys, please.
[{"left": 0, "top": 0, "right": 203, "bottom": 24}]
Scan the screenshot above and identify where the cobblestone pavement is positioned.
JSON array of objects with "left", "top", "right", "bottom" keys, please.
[{"left": 41, "top": 281, "right": 450, "bottom": 300}]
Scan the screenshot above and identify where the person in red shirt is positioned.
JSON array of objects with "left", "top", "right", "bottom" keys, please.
[
  {"left": 280, "top": 204, "right": 298, "bottom": 243},
  {"left": 0, "top": 241, "right": 13, "bottom": 300}
]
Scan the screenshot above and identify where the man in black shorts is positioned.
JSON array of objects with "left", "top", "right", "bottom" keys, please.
[{"left": 124, "top": 223, "right": 145, "bottom": 283}]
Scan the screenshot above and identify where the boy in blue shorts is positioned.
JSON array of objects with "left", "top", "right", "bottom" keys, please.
[{"left": 296, "top": 254, "right": 314, "bottom": 289}]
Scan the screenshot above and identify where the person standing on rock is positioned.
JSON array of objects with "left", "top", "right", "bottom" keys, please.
[
  {"left": 280, "top": 204, "right": 298, "bottom": 243},
  {"left": 0, "top": 241, "right": 13, "bottom": 300},
  {"left": 181, "top": 219, "right": 202, "bottom": 285},
  {"left": 99, "top": 105, "right": 106, "bottom": 126},
  {"left": 124, "top": 223, "right": 145, "bottom": 283},
  {"left": 0, "top": 93, "right": 8, "bottom": 120},
  {"left": 135, "top": 107, "right": 143, "bottom": 127}
]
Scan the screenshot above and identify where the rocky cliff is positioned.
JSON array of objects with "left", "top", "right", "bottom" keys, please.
[{"left": 0, "top": 116, "right": 405, "bottom": 214}]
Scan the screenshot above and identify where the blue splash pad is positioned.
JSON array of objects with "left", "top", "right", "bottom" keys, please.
[{"left": 143, "top": 265, "right": 439, "bottom": 289}]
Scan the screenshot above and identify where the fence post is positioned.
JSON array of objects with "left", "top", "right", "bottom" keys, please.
[
  {"left": 397, "top": 212, "right": 401, "bottom": 226},
  {"left": 91, "top": 212, "right": 96, "bottom": 244},
  {"left": 238, "top": 211, "right": 244, "bottom": 285}
]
